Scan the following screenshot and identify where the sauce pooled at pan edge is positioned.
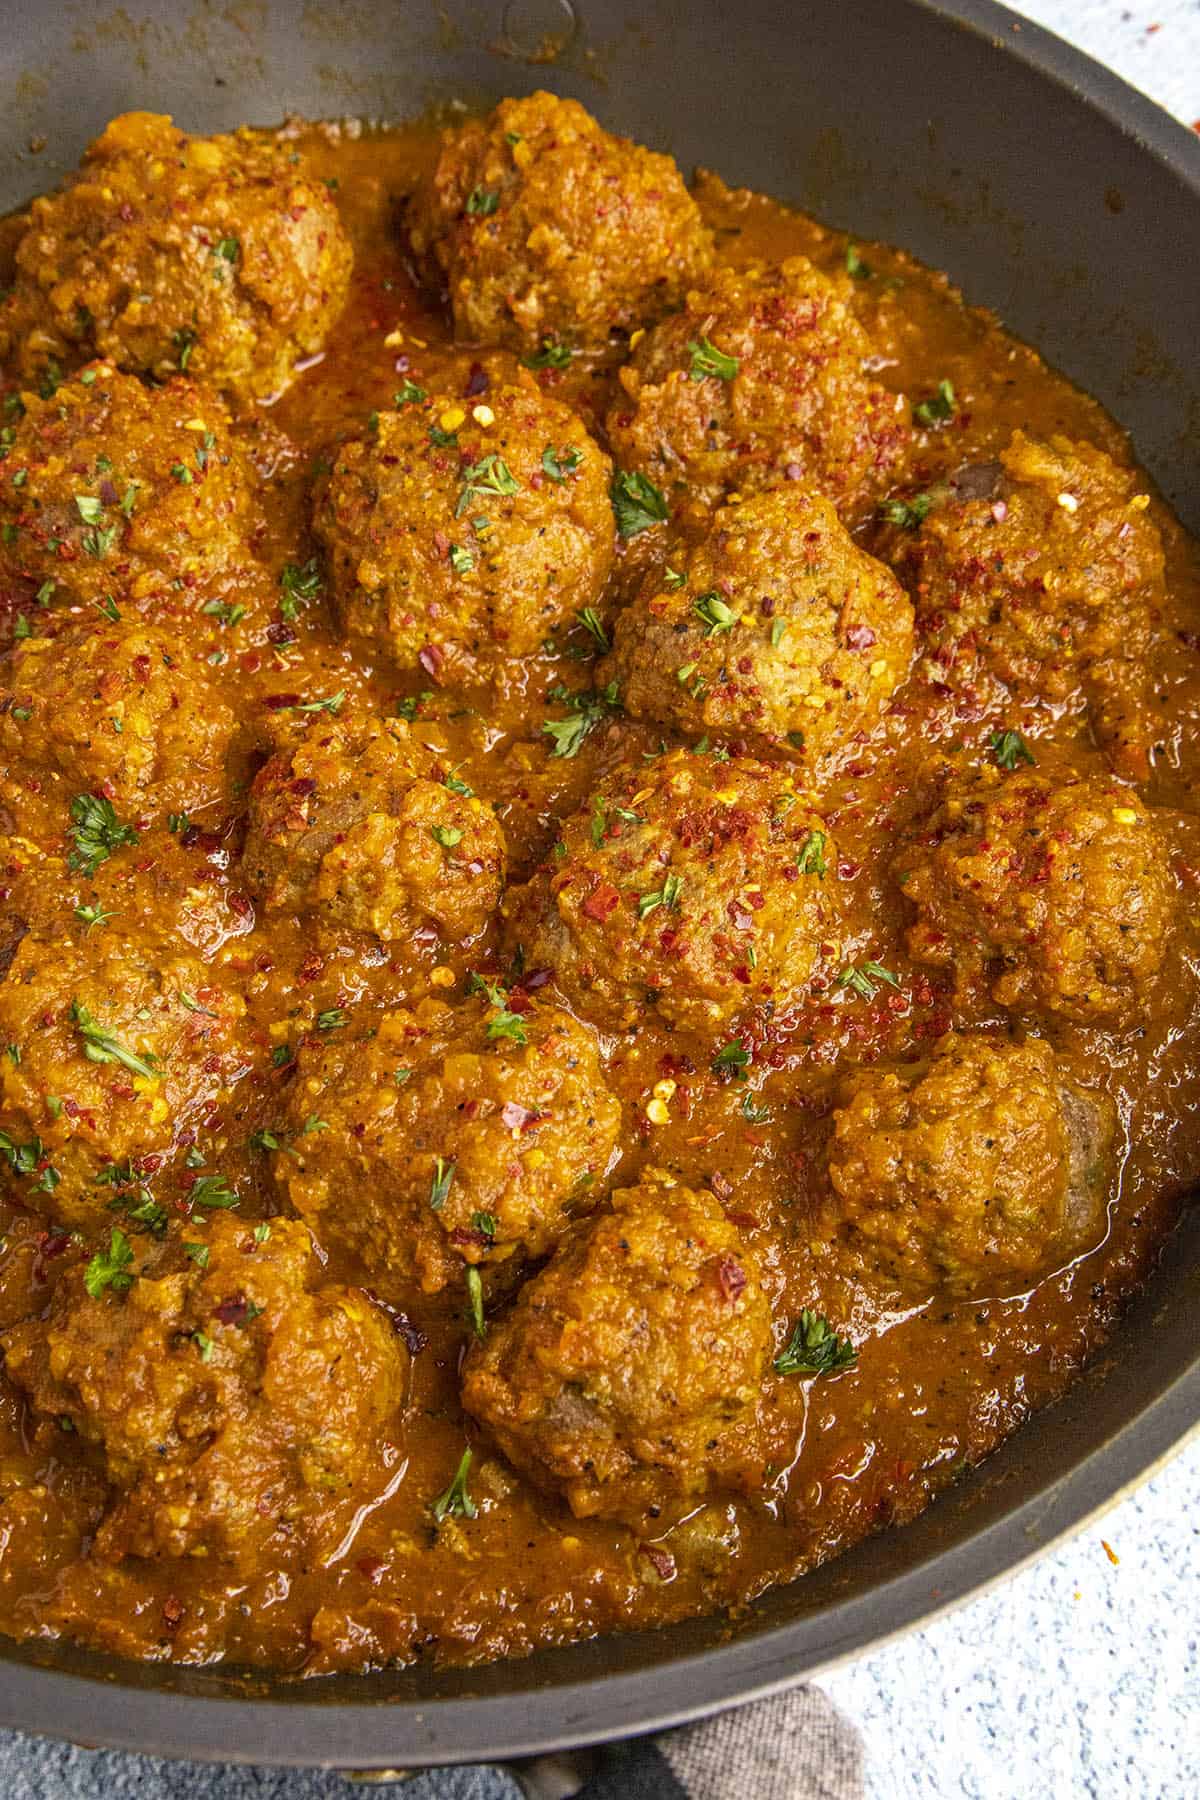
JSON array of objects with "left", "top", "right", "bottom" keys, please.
[{"left": 0, "top": 96, "right": 1193, "bottom": 1675}]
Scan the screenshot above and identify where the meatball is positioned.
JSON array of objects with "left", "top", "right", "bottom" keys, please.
[
  {"left": 503, "top": 750, "right": 841, "bottom": 1035},
  {"left": 1, "top": 1215, "right": 405, "bottom": 1568},
  {"left": 603, "top": 486, "right": 913, "bottom": 762},
  {"left": 0, "top": 619, "right": 235, "bottom": 814},
  {"left": 407, "top": 91, "right": 713, "bottom": 351},
  {"left": 241, "top": 712, "right": 506, "bottom": 945},
  {"left": 605, "top": 258, "right": 908, "bottom": 511},
  {"left": 275, "top": 994, "right": 621, "bottom": 1296},
  {"left": 820, "top": 1033, "right": 1115, "bottom": 1301},
  {"left": 884, "top": 432, "right": 1165, "bottom": 779},
  {"left": 312, "top": 379, "right": 614, "bottom": 679},
  {"left": 893, "top": 763, "right": 1174, "bottom": 1023},
  {"left": 462, "top": 1168, "right": 771, "bottom": 1520},
  {"left": 0, "top": 361, "right": 258, "bottom": 613},
  {"left": 0, "top": 111, "right": 352, "bottom": 405},
  {"left": 0, "top": 924, "right": 247, "bottom": 1222}
]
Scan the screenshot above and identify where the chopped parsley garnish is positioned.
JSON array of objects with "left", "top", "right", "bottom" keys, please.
[
  {"left": 637, "top": 872, "right": 683, "bottom": 920},
  {"left": 171, "top": 462, "right": 193, "bottom": 484},
  {"left": 215, "top": 236, "right": 240, "bottom": 263},
  {"left": 541, "top": 680, "right": 621, "bottom": 758},
  {"left": 82, "top": 522, "right": 118, "bottom": 559},
  {"left": 0, "top": 1131, "right": 59, "bottom": 1193},
  {"left": 173, "top": 327, "right": 197, "bottom": 372},
  {"left": 881, "top": 493, "right": 933, "bottom": 529},
  {"left": 590, "top": 795, "right": 642, "bottom": 845},
  {"left": 687, "top": 337, "right": 739, "bottom": 382},
  {"left": 70, "top": 1002, "right": 158, "bottom": 1081},
  {"left": 522, "top": 338, "right": 573, "bottom": 370},
  {"left": 279, "top": 558, "right": 322, "bottom": 621},
  {"left": 914, "top": 379, "right": 956, "bottom": 427},
  {"left": 76, "top": 900, "right": 116, "bottom": 928},
  {"left": 711, "top": 1041, "right": 751, "bottom": 1081},
  {"left": 487, "top": 1006, "right": 528, "bottom": 1045},
  {"left": 796, "top": 829, "right": 828, "bottom": 878},
  {"left": 575, "top": 606, "right": 609, "bottom": 652},
  {"left": 693, "top": 591, "right": 738, "bottom": 636},
  {"left": 428, "top": 424, "right": 458, "bottom": 449},
  {"left": 431, "top": 823, "right": 464, "bottom": 851},
  {"left": 249, "top": 1128, "right": 287, "bottom": 1153},
  {"left": 990, "top": 728, "right": 1036, "bottom": 770},
  {"left": 431, "top": 1447, "right": 478, "bottom": 1523},
  {"left": 466, "top": 187, "right": 500, "bottom": 216},
  {"left": 395, "top": 690, "right": 432, "bottom": 722},
  {"left": 178, "top": 991, "right": 217, "bottom": 1018},
  {"left": 467, "top": 972, "right": 506, "bottom": 1006},
  {"left": 293, "top": 690, "right": 345, "bottom": 716},
  {"left": 465, "top": 1266, "right": 486, "bottom": 1340},
  {"left": 429, "top": 1156, "right": 455, "bottom": 1213},
  {"left": 541, "top": 443, "right": 582, "bottom": 483},
  {"left": 836, "top": 961, "right": 902, "bottom": 1001},
  {"left": 442, "top": 766, "right": 474, "bottom": 797},
  {"left": 74, "top": 494, "right": 103, "bottom": 526},
  {"left": 740, "top": 1093, "right": 771, "bottom": 1124},
  {"left": 395, "top": 380, "right": 428, "bottom": 405},
  {"left": 94, "top": 594, "right": 120, "bottom": 623},
  {"left": 193, "top": 1329, "right": 214, "bottom": 1362},
  {"left": 845, "top": 243, "right": 872, "bottom": 279},
  {"left": 610, "top": 469, "right": 667, "bottom": 538},
  {"left": 774, "top": 1309, "right": 857, "bottom": 1377},
  {"left": 472, "top": 1211, "right": 497, "bottom": 1243},
  {"left": 449, "top": 542, "right": 474, "bottom": 574},
  {"left": 203, "top": 599, "right": 246, "bottom": 627},
  {"left": 184, "top": 1242, "right": 210, "bottom": 1268},
  {"left": 456, "top": 454, "right": 520, "bottom": 516},
  {"left": 663, "top": 567, "right": 686, "bottom": 590},
  {"left": 315, "top": 1008, "right": 348, "bottom": 1031},
  {"left": 189, "top": 1174, "right": 240, "bottom": 1210},
  {"left": 84, "top": 1227, "right": 134, "bottom": 1300}
]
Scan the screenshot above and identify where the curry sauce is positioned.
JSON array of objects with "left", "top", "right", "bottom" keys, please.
[{"left": 0, "top": 101, "right": 1192, "bottom": 1676}]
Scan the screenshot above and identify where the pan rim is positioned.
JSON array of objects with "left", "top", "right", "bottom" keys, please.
[{"left": 0, "top": 0, "right": 1197, "bottom": 1767}]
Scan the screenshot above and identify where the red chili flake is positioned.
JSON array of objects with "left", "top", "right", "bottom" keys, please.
[
  {"left": 582, "top": 880, "right": 620, "bottom": 921},
  {"left": 227, "top": 891, "right": 254, "bottom": 921},
  {"left": 418, "top": 644, "right": 445, "bottom": 681},
  {"left": 501, "top": 1100, "right": 536, "bottom": 1131},
  {"left": 356, "top": 1557, "right": 387, "bottom": 1586},
  {"left": 708, "top": 1170, "right": 733, "bottom": 1203},
  {"left": 716, "top": 1255, "right": 747, "bottom": 1302},
  {"left": 844, "top": 624, "right": 877, "bottom": 651},
  {"left": 263, "top": 691, "right": 302, "bottom": 711},
  {"left": 213, "top": 1294, "right": 258, "bottom": 1328},
  {"left": 364, "top": 1290, "right": 428, "bottom": 1354},
  {"left": 162, "top": 1596, "right": 185, "bottom": 1634},
  {"left": 639, "top": 1543, "right": 677, "bottom": 1581},
  {"left": 464, "top": 362, "right": 490, "bottom": 397},
  {"left": 520, "top": 966, "right": 553, "bottom": 991},
  {"left": 449, "top": 1225, "right": 489, "bottom": 1250}
]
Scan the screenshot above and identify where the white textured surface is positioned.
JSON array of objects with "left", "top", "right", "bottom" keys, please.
[
  {"left": 823, "top": 1438, "right": 1200, "bottom": 1800},
  {"left": 820, "top": 22, "right": 1200, "bottom": 1800}
]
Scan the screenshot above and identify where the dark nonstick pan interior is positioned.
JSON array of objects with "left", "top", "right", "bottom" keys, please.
[{"left": 0, "top": 0, "right": 1196, "bottom": 1768}]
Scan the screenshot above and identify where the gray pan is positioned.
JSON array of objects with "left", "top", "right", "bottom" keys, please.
[{"left": 0, "top": 0, "right": 1195, "bottom": 1770}]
